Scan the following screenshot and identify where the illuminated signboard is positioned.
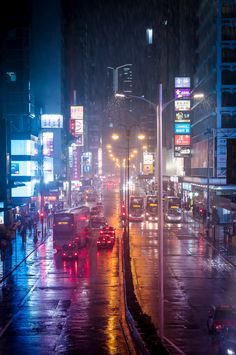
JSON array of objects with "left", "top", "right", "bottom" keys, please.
[
  {"left": 75, "top": 134, "right": 84, "bottom": 146},
  {"left": 42, "top": 132, "right": 54, "bottom": 157},
  {"left": 174, "top": 123, "right": 191, "bottom": 134},
  {"left": 75, "top": 119, "right": 83, "bottom": 135},
  {"left": 41, "top": 114, "right": 63, "bottom": 129},
  {"left": 70, "top": 106, "right": 84, "bottom": 138},
  {"left": 174, "top": 135, "right": 191, "bottom": 146},
  {"left": 71, "top": 106, "right": 83, "bottom": 119},
  {"left": 174, "top": 146, "right": 191, "bottom": 157},
  {"left": 143, "top": 152, "right": 153, "bottom": 164},
  {"left": 175, "top": 77, "right": 191, "bottom": 88},
  {"left": 175, "top": 111, "right": 191, "bottom": 122},
  {"left": 175, "top": 88, "right": 191, "bottom": 99},
  {"left": 175, "top": 100, "right": 191, "bottom": 111}
]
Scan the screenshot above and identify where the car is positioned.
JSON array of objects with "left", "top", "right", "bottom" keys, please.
[
  {"left": 96, "top": 234, "right": 114, "bottom": 249},
  {"left": 207, "top": 305, "right": 236, "bottom": 334},
  {"left": 100, "top": 225, "right": 116, "bottom": 244},
  {"left": 89, "top": 217, "right": 107, "bottom": 229},
  {"left": 219, "top": 328, "right": 236, "bottom": 355},
  {"left": 164, "top": 208, "right": 182, "bottom": 223}
]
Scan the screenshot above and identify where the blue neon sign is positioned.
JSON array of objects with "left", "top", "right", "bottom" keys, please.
[{"left": 174, "top": 123, "right": 191, "bottom": 134}]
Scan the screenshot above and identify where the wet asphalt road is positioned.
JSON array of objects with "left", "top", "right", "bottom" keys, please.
[
  {"left": 130, "top": 215, "right": 236, "bottom": 354},
  {"left": 0, "top": 189, "right": 234, "bottom": 355},
  {"left": 0, "top": 195, "right": 134, "bottom": 354}
]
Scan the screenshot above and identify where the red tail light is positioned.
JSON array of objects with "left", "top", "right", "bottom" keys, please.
[
  {"left": 63, "top": 252, "right": 66, "bottom": 256},
  {"left": 74, "top": 252, "right": 78, "bottom": 256},
  {"left": 215, "top": 323, "right": 224, "bottom": 331},
  {"left": 69, "top": 243, "right": 71, "bottom": 247}
]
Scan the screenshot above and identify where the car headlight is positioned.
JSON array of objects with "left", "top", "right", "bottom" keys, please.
[{"left": 227, "top": 349, "right": 235, "bottom": 355}]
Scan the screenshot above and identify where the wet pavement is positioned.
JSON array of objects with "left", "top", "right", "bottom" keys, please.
[
  {"left": 1, "top": 193, "right": 235, "bottom": 354},
  {"left": 0, "top": 201, "right": 134, "bottom": 355},
  {"left": 129, "top": 211, "right": 236, "bottom": 355}
]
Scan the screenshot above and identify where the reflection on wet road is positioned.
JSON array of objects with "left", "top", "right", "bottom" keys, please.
[
  {"left": 0, "top": 202, "right": 131, "bottom": 354},
  {"left": 130, "top": 218, "right": 236, "bottom": 354}
]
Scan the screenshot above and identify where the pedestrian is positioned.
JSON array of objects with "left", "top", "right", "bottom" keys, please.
[{"left": 20, "top": 223, "right": 27, "bottom": 242}]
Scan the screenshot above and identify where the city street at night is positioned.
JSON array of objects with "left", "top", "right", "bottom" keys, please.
[{"left": 1, "top": 1, "right": 236, "bottom": 354}]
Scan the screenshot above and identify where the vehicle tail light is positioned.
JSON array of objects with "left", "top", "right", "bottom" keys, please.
[
  {"left": 69, "top": 243, "right": 71, "bottom": 247},
  {"left": 108, "top": 240, "right": 111, "bottom": 243},
  {"left": 215, "top": 323, "right": 223, "bottom": 331},
  {"left": 74, "top": 252, "right": 78, "bottom": 256},
  {"left": 97, "top": 240, "right": 100, "bottom": 244},
  {"left": 63, "top": 252, "right": 66, "bottom": 256},
  {"left": 100, "top": 230, "right": 104, "bottom": 235}
]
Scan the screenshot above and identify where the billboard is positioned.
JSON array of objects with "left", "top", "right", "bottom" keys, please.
[
  {"left": 70, "top": 106, "right": 84, "bottom": 138},
  {"left": 11, "top": 139, "right": 38, "bottom": 156},
  {"left": 175, "top": 111, "right": 191, "bottom": 122},
  {"left": 11, "top": 161, "right": 37, "bottom": 177},
  {"left": 174, "top": 123, "right": 191, "bottom": 134},
  {"left": 174, "top": 135, "right": 191, "bottom": 146},
  {"left": 174, "top": 146, "right": 191, "bottom": 157},
  {"left": 175, "top": 100, "right": 191, "bottom": 111},
  {"left": 175, "top": 77, "right": 191, "bottom": 88},
  {"left": 175, "top": 88, "right": 191, "bottom": 99},
  {"left": 41, "top": 114, "right": 63, "bottom": 129},
  {"left": 42, "top": 132, "right": 54, "bottom": 157},
  {"left": 81, "top": 152, "right": 92, "bottom": 176}
]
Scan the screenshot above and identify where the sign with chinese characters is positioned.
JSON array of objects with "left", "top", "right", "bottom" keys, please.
[
  {"left": 175, "top": 100, "right": 191, "bottom": 111},
  {"left": 41, "top": 114, "right": 63, "bottom": 129},
  {"left": 175, "top": 111, "right": 191, "bottom": 122},
  {"left": 175, "top": 88, "right": 191, "bottom": 99},
  {"left": 175, "top": 77, "right": 191, "bottom": 88},
  {"left": 70, "top": 106, "right": 84, "bottom": 138},
  {"left": 174, "top": 135, "right": 191, "bottom": 146},
  {"left": 174, "top": 77, "right": 191, "bottom": 157},
  {"left": 174, "top": 123, "right": 191, "bottom": 134},
  {"left": 174, "top": 146, "right": 191, "bottom": 157}
]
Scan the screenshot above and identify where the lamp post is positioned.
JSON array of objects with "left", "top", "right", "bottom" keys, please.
[
  {"left": 116, "top": 87, "right": 204, "bottom": 340},
  {"left": 112, "top": 127, "right": 145, "bottom": 238},
  {"left": 107, "top": 64, "right": 132, "bottom": 93},
  {"left": 116, "top": 87, "right": 165, "bottom": 338}
]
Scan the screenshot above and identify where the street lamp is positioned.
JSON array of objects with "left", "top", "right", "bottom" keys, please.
[
  {"left": 116, "top": 89, "right": 164, "bottom": 338},
  {"left": 107, "top": 64, "right": 132, "bottom": 93},
  {"left": 112, "top": 128, "right": 145, "bottom": 238},
  {"left": 116, "top": 88, "right": 204, "bottom": 340}
]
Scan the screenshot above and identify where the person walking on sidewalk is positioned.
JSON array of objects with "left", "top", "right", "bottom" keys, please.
[{"left": 20, "top": 223, "right": 27, "bottom": 242}]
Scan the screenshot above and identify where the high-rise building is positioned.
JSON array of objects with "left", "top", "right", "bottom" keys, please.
[{"left": 183, "top": 0, "right": 236, "bottom": 223}]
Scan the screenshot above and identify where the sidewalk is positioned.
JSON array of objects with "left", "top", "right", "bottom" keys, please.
[
  {"left": 0, "top": 224, "right": 50, "bottom": 283},
  {"left": 184, "top": 211, "right": 236, "bottom": 267}
]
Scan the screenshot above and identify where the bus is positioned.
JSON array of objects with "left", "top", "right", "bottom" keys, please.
[
  {"left": 129, "top": 196, "right": 145, "bottom": 222},
  {"left": 164, "top": 196, "right": 182, "bottom": 223},
  {"left": 145, "top": 195, "right": 158, "bottom": 222},
  {"left": 53, "top": 206, "right": 90, "bottom": 251}
]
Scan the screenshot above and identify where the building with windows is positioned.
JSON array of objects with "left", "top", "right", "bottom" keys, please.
[{"left": 183, "top": 0, "right": 236, "bottom": 223}]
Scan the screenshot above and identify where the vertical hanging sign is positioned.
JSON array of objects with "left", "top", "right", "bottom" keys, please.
[{"left": 174, "top": 77, "right": 191, "bottom": 158}]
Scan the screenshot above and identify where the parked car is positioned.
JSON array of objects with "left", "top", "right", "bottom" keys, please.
[{"left": 207, "top": 305, "right": 236, "bottom": 334}]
